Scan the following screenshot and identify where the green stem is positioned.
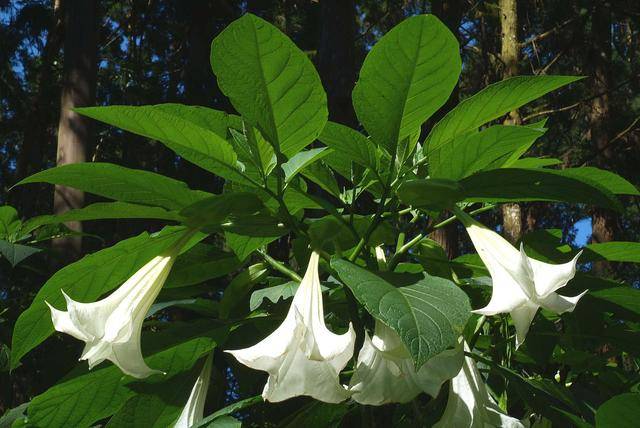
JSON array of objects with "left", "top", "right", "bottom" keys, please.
[
  {"left": 258, "top": 250, "right": 302, "bottom": 282},
  {"left": 386, "top": 204, "right": 496, "bottom": 270}
]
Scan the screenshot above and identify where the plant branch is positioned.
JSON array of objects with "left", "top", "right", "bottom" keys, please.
[{"left": 258, "top": 250, "right": 302, "bottom": 282}]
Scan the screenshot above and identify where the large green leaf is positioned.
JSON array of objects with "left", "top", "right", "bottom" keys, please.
[
  {"left": 10, "top": 227, "right": 201, "bottom": 369},
  {"left": 210, "top": 13, "right": 327, "bottom": 156},
  {"left": 560, "top": 167, "right": 639, "bottom": 196},
  {"left": 318, "top": 121, "right": 380, "bottom": 170},
  {"left": 352, "top": 14, "right": 460, "bottom": 154},
  {"left": 429, "top": 125, "right": 544, "bottom": 180},
  {"left": 425, "top": 76, "right": 581, "bottom": 156},
  {"left": 460, "top": 168, "right": 623, "bottom": 211},
  {"left": 26, "top": 322, "right": 227, "bottom": 428},
  {"left": 595, "top": 393, "right": 640, "bottom": 428},
  {"left": 179, "top": 192, "right": 264, "bottom": 229},
  {"left": 18, "top": 163, "right": 209, "bottom": 210},
  {"left": 583, "top": 242, "right": 640, "bottom": 263},
  {"left": 75, "top": 105, "right": 248, "bottom": 184},
  {"left": 21, "top": 202, "right": 181, "bottom": 234},
  {"left": 165, "top": 244, "right": 241, "bottom": 289},
  {"left": 282, "top": 147, "right": 330, "bottom": 183},
  {"left": 249, "top": 281, "right": 299, "bottom": 311},
  {"left": 219, "top": 263, "right": 268, "bottom": 319},
  {"left": 331, "top": 259, "right": 471, "bottom": 368},
  {"left": 397, "top": 178, "right": 464, "bottom": 210}
]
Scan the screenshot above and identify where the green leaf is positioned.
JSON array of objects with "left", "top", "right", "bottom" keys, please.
[
  {"left": 18, "top": 163, "right": 209, "bottom": 210},
  {"left": 26, "top": 322, "right": 227, "bottom": 428},
  {"left": 460, "top": 168, "right": 622, "bottom": 211},
  {"left": 282, "top": 401, "right": 349, "bottom": 428},
  {"left": 180, "top": 192, "right": 264, "bottom": 228},
  {"left": 583, "top": 242, "right": 640, "bottom": 263},
  {"left": 595, "top": 393, "right": 640, "bottom": 428},
  {"left": 331, "top": 259, "right": 471, "bottom": 368},
  {"left": 250, "top": 280, "right": 299, "bottom": 310},
  {"left": 75, "top": 105, "right": 248, "bottom": 184},
  {"left": 0, "top": 205, "right": 20, "bottom": 238},
  {"left": 397, "top": 178, "right": 464, "bottom": 210},
  {"left": 318, "top": 121, "right": 380, "bottom": 170},
  {"left": 352, "top": 14, "right": 461, "bottom": 154},
  {"left": 224, "top": 231, "right": 285, "bottom": 262},
  {"left": 589, "top": 285, "right": 640, "bottom": 319},
  {"left": 282, "top": 147, "right": 330, "bottom": 183},
  {"left": 21, "top": 202, "right": 181, "bottom": 235},
  {"left": 429, "top": 125, "right": 544, "bottom": 180},
  {"left": 219, "top": 263, "right": 268, "bottom": 319},
  {"left": 210, "top": 13, "right": 327, "bottom": 156},
  {"left": 509, "top": 157, "right": 561, "bottom": 168},
  {"left": 426, "top": 75, "right": 581, "bottom": 155},
  {"left": 206, "top": 416, "right": 242, "bottom": 428},
  {"left": 194, "top": 396, "right": 262, "bottom": 428},
  {"left": 10, "top": 227, "right": 198, "bottom": 369},
  {"left": 0, "top": 240, "right": 42, "bottom": 267},
  {"left": 0, "top": 403, "right": 28, "bottom": 428},
  {"left": 165, "top": 244, "right": 241, "bottom": 289},
  {"left": 560, "top": 167, "right": 639, "bottom": 195},
  {"left": 229, "top": 126, "right": 277, "bottom": 177}
]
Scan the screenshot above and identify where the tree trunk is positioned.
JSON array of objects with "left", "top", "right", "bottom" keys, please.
[
  {"left": 428, "top": 0, "right": 462, "bottom": 259},
  {"left": 13, "top": 0, "right": 64, "bottom": 217},
  {"left": 52, "top": 0, "right": 98, "bottom": 260},
  {"left": 589, "top": 1, "right": 616, "bottom": 274},
  {"left": 317, "top": 0, "right": 357, "bottom": 127},
  {"left": 499, "top": 0, "right": 523, "bottom": 245}
]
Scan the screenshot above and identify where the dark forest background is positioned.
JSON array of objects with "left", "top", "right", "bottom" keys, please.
[{"left": 1, "top": 0, "right": 639, "bottom": 415}]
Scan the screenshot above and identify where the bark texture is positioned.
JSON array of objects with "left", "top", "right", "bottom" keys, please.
[
  {"left": 499, "top": 0, "right": 523, "bottom": 244},
  {"left": 589, "top": 1, "right": 616, "bottom": 274},
  {"left": 52, "top": 0, "right": 98, "bottom": 259}
]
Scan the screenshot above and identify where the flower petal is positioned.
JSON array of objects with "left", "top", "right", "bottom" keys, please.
[
  {"left": 434, "top": 343, "right": 525, "bottom": 428},
  {"left": 540, "top": 289, "right": 588, "bottom": 314},
  {"left": 529, "top": 250, "right": 582, "bottom": 298},
  {"left": 413, "top": 340, "right": 464, "bottom": 398},
  {"left": 46, "top": 301, "right": 92, "bottom": 342},
  {"left": 174, "top": 354, "right": 212, "bottom": 428},
  {"left": 110, "top": 328, "right": 162, "bottom": 378},
  {"left": 510, "top": 302, "right": 540, "bottom": 349},
  {"left": 349, "top": 332, "right": 421, "bottom": 405},
  {"left": 471, "top": 268, "right": 529, "bottom": 315},
  {"left": 225, "top": 313, "right": 298, "bottom": 373},
  {"left": 261, "top": 332, "right": 351, "bottom": 403}
]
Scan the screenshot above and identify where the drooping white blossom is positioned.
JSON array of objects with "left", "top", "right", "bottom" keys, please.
[
  {"left": 455, "top": 208, "right": 586, "bottom": 347},
  {"left": 47, "top": 239, "right": 186, "bottom": 378},
  {"left": 434, "top": 343, "right": 525, "bottom": 428},
  {"left": 174, "top": 354, "right": 213, "bottom": 428},
  {"left": 226, "top": 252, "right": 355, "bottom": 403},
  {"left": 349, "top": 319, "right": 463, "bottom": 405}
]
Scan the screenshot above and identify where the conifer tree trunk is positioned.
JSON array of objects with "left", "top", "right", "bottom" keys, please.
[
  {"left": 499, "top": 0, "right": 523, "bottom": 245},
  {"left": 52, "top": 0, "right": 98, "bottom": 259},
  {"left": 589, "top": 1, "right": 616, "bottom": 273}
]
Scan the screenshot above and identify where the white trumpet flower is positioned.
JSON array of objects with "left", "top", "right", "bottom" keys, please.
[
  {"left": 47, "top": 241, "right": 184, "bottom": 378},
  {"left": 349, "top": 320, "right": 463, "bottom": 405},
  {"left": 226, "top": 252, "right": 355, "bottom": 403},
  {"left": 174, "top": 354, "right": 213, "bottom": 428},
  {"left": 434, "top": 343, "right": 524, "bottom": 428},
  {"left": 455, "top": 208, "right": 586, "bottom": 348}
]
